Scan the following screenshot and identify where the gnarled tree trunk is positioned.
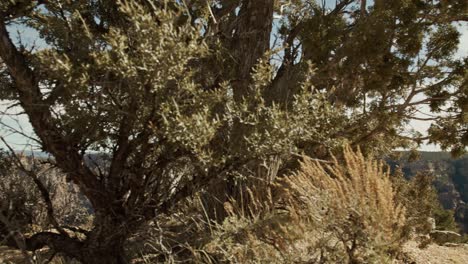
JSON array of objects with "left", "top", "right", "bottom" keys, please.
[{"left": 79, "top": 214, "right": 130, "bottom": 264}]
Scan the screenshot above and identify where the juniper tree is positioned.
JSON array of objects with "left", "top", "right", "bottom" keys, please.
[{"left": 0, "top": 0, "right": 467, "bottom": 263}]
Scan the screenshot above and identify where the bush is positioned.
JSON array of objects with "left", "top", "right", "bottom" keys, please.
[
  {"left": 0, "top": 152, "right": 43, "bottom": 241},
  {"left": 280, "top": 146, "right": 408, "bottom": 263},
  {"left": 392, "top": 170, "right": 460, "bottom": 236},
  {"left": 137, "top": 146, "right": 410, "bottom": 263},
  {"left": 0, "top": 151, "right": 91, "bottom": 245}
]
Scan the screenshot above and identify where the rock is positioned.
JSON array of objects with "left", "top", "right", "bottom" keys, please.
[
  {"left": 427, "top": 217, "right": 436, "bottom": 231},
  {"left": 444, "top": 242, "right": 462, "bottom": 247},
  {"left": 430, "top": 230, "right": 461, "bottom": 244}
]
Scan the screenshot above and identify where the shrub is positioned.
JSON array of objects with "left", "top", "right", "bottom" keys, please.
[
  {"left": 0, "top": 153, "right": 43, "bottom": 241},
  {"left": 281, "top": 146, "right": 408, "bottom": 263},
  {"left": 0, "top": 151, "right": 91, "bottom": 245},
  {"left": 393, "top": 170, "right": 460, "bottom": 235},
  {"left": 138, "top": 146, "right": 410, "bottom": 263}
]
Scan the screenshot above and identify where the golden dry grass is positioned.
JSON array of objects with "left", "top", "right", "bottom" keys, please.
[
  {"left": 287, "top": 146, "right": 407, "bottom": 243},
  {"left": 189, "top": 146, "right": 411, "bottom": 263}
]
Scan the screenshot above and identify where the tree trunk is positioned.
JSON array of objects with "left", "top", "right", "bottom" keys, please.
[
  {"left": 77, "top": 212, "right": 132, "bottom": 264},
  {"left": 229, "top": 0, "right": 274, "bottom": 151},
  {"left": 80, "top": 243, "right": 127, "bottom": 264},
  {"left": 6, "top": 215, "right": 131, "bottom": 263},
  {"left": 231, "top": 0, "right": 274, "bottom": 101}
]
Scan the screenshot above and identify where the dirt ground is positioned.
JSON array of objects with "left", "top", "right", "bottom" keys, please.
[
  {"left": 2, "top": 242, "right": 468, "bottom": 263},
  {"left": 402, "top": 241, "right": 468, "bottom": 264}
]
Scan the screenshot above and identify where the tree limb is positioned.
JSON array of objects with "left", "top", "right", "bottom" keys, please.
[{"left": 0, "top": 19, "right": 107, "bottom": 210}]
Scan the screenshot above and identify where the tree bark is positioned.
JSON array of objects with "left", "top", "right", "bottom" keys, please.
[
  {"left": 231, "top": 0, "right": 274, "bottom": 102},
  {"left": 75, "top": 206, "right": 138, "bottom": 263},
  {"left": 80, "top": 224, "right": 128, "bottom": 264}
]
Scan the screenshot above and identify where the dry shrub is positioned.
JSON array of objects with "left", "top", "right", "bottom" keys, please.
[
  {"left": 0, "top": 153, "right": 92, "bottom": 245},
  {"left": 42, "top": 168, "right": 92, "bottom": 227},
  {"left": 137, "top": 147, "right": 410, "bottom": 263},
  {"left": 281, "top": 146, "right": 408, "bottom": 263},
  {"left": 208, "top": 146, "right": 408, "bottom": 263},
  {"left": 128, "top": 186, "right": 283, "bottom": 263},
  {"left": 129, "top": 157, "right": 291, "bottom": 263},
  {"left": 391, "top": 169, "right": 460, "bottom": 248},
  {"left": 0, "top": 154, "right": 43, "bottom": 241}
]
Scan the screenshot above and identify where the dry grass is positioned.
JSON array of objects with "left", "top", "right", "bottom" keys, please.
[
  {"left": 132, "top": 146, "right": 410, "bottom": 263},
  {"left": 276, "top": 146, "right": 409, "bottom": 263}
]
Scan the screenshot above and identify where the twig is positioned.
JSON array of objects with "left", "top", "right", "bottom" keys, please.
[{"left": 206, "top": 0, "right": 217, "bottom": 24}]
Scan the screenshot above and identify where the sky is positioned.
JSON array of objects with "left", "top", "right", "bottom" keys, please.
[{"left": 0, "top": 4, "right": 467, "bottom": 152}]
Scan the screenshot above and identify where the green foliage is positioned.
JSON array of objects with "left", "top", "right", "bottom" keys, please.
[
  {"left": 283, "top": 0, "right": 468, "bottom": 155},
  {"left": 16, "top": 0, "right": 351, "bottom": 180},
  {"left": 433, "top": 206, "right": 458, "bottom": 232},
  {"left": 390, "top": 152, "right": 468, "bottom": 232},
  {"left": 392, "top": 170, "right": 459, "bottom": 235},
  {"left": 0, "top": 0, "right": 465, "bottom": 189}
]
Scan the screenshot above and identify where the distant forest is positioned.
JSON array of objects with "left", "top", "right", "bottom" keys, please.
[{"left": 388, "top": 152, "right": 468, "bottom": 233}]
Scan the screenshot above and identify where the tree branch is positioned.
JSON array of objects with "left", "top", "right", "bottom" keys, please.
[
  {"left": 0, "top": 19, "right": 107, "bottom": 209},
  {"left": 6, "top": 231, "right": 83, "bottom": 258}
]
